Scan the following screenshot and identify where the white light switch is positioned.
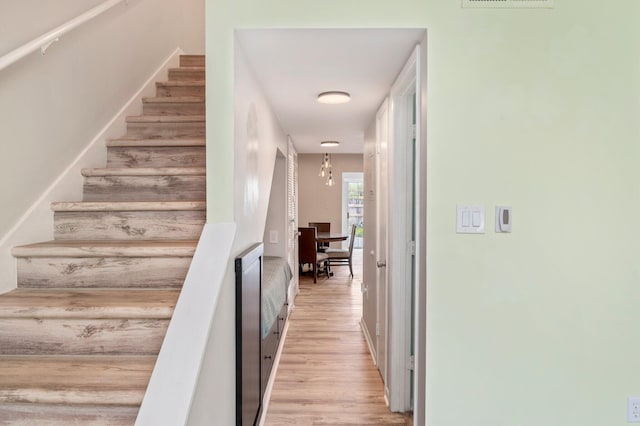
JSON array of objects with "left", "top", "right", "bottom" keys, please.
[
  {"left": 457, "top": 205, "right": 485, "bottom": 234},
  {"left": 269, "top": 230, "right": 278, "bottom": 244},
  {"left": 472, "top": 211, "right": 481, "bottom": 227},
  {"left": 462, "top": 211, "right": 470, "bottom": 227}
]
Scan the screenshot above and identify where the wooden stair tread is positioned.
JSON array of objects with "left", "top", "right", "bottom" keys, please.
[
  {"left": 51, "top": 201, "right": 206, "bottom": 212},
  {"left": 126, "top": 115, "right": 205, "bottom": 123},
  {"left": 106, "top": 137, "right": 205, "bottom": 147},
  {"left": 0, "top": 355, "right": 155, "bottom": 405},
  {"left": 0, "top": 289, "right": 179, "bottom": 319},
  {"left": 142, "top": 96, "right": 204, "bottom": 104},
  {"left": 81, "top": 167, "right": 205, "bottom": 177},
  {"left": 12, "top": 240, "right": 198, "bottom": 258}
]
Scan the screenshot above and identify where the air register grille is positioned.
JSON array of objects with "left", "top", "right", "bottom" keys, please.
[{"left": 462, "top": 0, "right": 554, "bottom": 8}]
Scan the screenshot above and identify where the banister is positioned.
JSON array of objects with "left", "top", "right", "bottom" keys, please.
[{"left": 0, "top": 0, "right": 128, "bottom": 72}]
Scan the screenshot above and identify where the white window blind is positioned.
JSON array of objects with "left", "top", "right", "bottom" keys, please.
[{"left": 287, "top": 139, "right": 299, "bottom": 292}]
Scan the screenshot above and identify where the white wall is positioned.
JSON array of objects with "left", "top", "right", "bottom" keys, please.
[
  {"left": 263, "top": 151, "right": 288, "bottom": 258},
  {"left": 186, "top": 36, "right": 289, "bottom": 425},
  {"left": 205, "top": 1, "right": 640, "bottom": 425},
  {"left": 0, "top": 0, "right": 204, "bottom": 293}
]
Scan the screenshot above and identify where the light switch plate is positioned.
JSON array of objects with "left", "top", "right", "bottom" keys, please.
[
  {"left": 456, "top": 205, "right": 485, "bottom": 234},
  {"left": 629, "top": 396, "right": 640, "bottom": 423},
  {"left": 269, "top": 230, "right": 278, "bottom": 244}
]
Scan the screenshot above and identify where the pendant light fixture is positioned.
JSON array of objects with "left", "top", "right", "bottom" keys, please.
[
  {"left": 319, "top": 153, "right": 327, "bottom": 177},
  {"left": 318, "top": 153, "right": 335, "bottom": 187},
  {"left": 327, "top": 169, "right": 335, "bottom": 187}
]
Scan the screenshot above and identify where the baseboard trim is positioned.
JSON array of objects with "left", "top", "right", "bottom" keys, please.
[
  {"left": 0, "top": 47, "right": 184, "bottom": 294},
  {"left": 360, "top": 318, "right": 378, "bottom": 366}
]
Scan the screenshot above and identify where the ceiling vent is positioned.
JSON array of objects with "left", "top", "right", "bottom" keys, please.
[{"left": 462, "top": 0, "right": 554, "bottom": 8}]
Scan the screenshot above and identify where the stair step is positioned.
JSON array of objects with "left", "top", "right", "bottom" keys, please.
[
  {"left": 81, "top": 167, "right": 205, "bottom": 177},
  {"left": 168, "top": 67, "right": 205, "bottom": 81},
  {"left": 126, "top": 115, "right": 205, "bottom": 124},
  {"left": 142, "top": 96, "right": 204, "bottom": 116},
  {"left": 126, "top": 115, "right": 205, "bottom": 138},
  {"left": 156, "top": 80, "right": 205, "bottom": 97},
  {"left": 0, "top": 355, "right": 154, "bottom": 405},
  {"left": 107, "top": 137, "right": 205, "bottom": 148},
  {"left": 54, "top": 206, "right": 205, "bottom": 240},
  {"left": 0, "top": 402, "right": 137, "bottom": 426},
  {"left": 0, "top": 318, "right": 168, "bottom": 355},
  {"left": 180, "top": 54, "right": 205, "bottom": 67},
  {"left": 107, "top": 145, "right": 206, "bottom": 168},
  {"left": 14, "top": 240, "right": 195, "bottom": 289},
  {"left": 52, "top": 201, "right": 206, "bottom": 212},
  {"left": 17, "top": 257, "right": 191, "bottom": 289},
  {"left": 0, "top": 289, "right": 179, "bottom": 319},
  {"left": 82, "top": 176, "right": 205, "bottom": 202},
  {"left": 82, "top": 169, "right": 205, "bottom": 202},
  {"left": 12, "top": 240, "right": 197, "bottom": 258},
  {"left": 53, "top": 202, "right": 205, "bottom": 241},
  {"left": 0, "top": 287, "right": 175, "bottom": 354}
]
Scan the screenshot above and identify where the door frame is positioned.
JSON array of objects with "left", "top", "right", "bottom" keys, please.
[
  {"left": 375, "top": 98, "right": 390, "bottom": 394},
  {"left": 387, "top": 45, "right": 420, "bottom": 413}
]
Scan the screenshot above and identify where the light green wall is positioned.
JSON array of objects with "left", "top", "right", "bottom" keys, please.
[{"left": 206, "top": 0, "right": 640, "bottom": 424}]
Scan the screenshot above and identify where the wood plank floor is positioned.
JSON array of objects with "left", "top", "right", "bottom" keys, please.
[{"left": 265, "top": 250, "right": 412, "bottom": 425}]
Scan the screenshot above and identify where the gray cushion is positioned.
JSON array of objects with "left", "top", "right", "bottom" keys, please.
[{"left": 326, "top": 249, "right": 349, "bottom": 259}]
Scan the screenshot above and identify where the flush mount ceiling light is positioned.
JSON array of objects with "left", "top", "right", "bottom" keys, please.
[
  {"left": 320, "top": 140, "right": 340, "bottom": 147},
  {"left": 317, "top": 91, "right": 351, "bottom": 104}
]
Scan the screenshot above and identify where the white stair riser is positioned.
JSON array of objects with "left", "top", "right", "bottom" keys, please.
[
  {"left": 83, "top": 176, "right": 205, "bottom": 202},
  {"left": 17, "top": 257, "right": 190, "bottom": 289},
  {"left": 0, "top": 318, "right": 168, "bottom": 355},
  {"left": 107, "top": 146, "right": 206, "bottom": 168},
  {"left": 126, "top": 121, "right": 205, "bottom": 138},
  {"left": 54, "top": 211, "right": 205, "bottom": 240}
]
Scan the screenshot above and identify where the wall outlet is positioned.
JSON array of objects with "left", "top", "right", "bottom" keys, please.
[{"left": 629, "top": 396, "right": 640, "bottom": 423}]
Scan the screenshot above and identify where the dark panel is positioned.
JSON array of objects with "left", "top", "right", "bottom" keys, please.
[{"left": 235, "top": 243, "right": 263, "bottom": 426}]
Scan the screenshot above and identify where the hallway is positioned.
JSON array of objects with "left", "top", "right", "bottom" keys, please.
[{"left": 264, "top": 250, "right": 411, "bottom": 425}]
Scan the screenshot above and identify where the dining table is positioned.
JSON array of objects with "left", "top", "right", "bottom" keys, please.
[{"left": 315, "top": 232, "right": 349, "bottom": 243}]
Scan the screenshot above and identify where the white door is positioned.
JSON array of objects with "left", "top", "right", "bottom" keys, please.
[
  {"left": 387, "top": 46, "right": 420, "bottom": 413},
  {"left": 375, "top": 99, "right": 389, "bottom": 389}
]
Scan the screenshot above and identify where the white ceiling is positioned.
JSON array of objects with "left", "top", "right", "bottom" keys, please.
[{"left": 236, "top": 29, "right": 425, "bottom": 154}]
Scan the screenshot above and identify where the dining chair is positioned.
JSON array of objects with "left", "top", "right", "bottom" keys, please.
[
  {"left": 308, "top": 222, "right": 330, "bottom": 251},
  {"left": 325, "top": 224, "right": 357, "bottom": 278},
  {"left": 298, "top": 227, "right": 329, "bottom": 283}
]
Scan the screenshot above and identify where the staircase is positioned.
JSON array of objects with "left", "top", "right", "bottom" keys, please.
[{"left": 0, "top": 55, "right": 206, "bottom": 425}]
